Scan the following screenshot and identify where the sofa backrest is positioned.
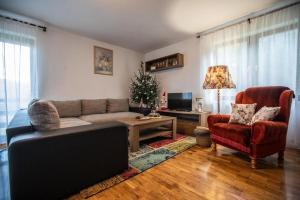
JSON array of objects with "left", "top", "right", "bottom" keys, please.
[
  {"left": 107, "top": 98, "right": 129, "bottom": 113},
  {"left": 51, "top": 98, "right": 129, "bottom": 117},
  {"left": 235, "top": 86, "right": 294, "bottom": 123},
  {"left": 81, "top": 99, "right": 107, "bottom": 115},
  {"left": 51, "top": 100, "right": 82, "bottom": 117}
]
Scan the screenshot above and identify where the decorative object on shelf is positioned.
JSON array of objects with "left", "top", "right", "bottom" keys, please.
[
  {"left": 130, "top": 62, "right": 159, "bottom": 109},
  {"left": 160, "top": 91, "right": 167, "bottom": 110},
  {"left": 195, "top": 97, "right": 204, "bottom": 112},
  {"left": 94, "top": 46, "right": 113, "bottom": 75},
  {"left": 135, "top": 116, "right": 151, "bottom": 120},
  {"left": 203, "top": 65, "right": 236, "bottom": 113},
  {"left": 148, "top": 110, "right": 161, "bottom": 118},
  {"left": 145, "top": 53, "right": 184, "bottom": 72}
]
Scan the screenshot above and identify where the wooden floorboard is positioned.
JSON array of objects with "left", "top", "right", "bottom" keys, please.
[{"left": 1, "top": 146, "right": 300, "bottom": 200}]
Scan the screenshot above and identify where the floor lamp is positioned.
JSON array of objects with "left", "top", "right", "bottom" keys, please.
[{"left": 203, "top": 65, "right": 236, "bottom": 114}]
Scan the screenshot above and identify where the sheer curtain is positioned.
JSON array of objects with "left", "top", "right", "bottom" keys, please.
[
  {"left": 199, "top": 21, "right": 250, "bottom": 114},
  {"left": 0, "top": 17, "right": 38, "bottom": 146},
  {"left": 199, "top": 4, "right": 300, "bottom": 148}
]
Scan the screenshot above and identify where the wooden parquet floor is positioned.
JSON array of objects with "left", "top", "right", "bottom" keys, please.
[
  {"left": 2, "top": 146, "right": 300, "bottom": 200},
  {"left": 67, "top": 145, "right": 300, "bottom": 200}
]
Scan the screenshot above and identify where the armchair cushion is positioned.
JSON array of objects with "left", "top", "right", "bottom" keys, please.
[{"left": 211, "top": 123, "right": 251, "bottom": 146}]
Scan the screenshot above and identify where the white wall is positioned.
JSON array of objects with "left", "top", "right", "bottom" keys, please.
[
  {"left": 37, "top": 26, "right": 142, "bottom": 100},
  {"left": 144, "top": 37, "right": 202, "bottom": 109}
]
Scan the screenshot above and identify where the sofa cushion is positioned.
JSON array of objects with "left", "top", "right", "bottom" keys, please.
[
  {"left": 107, "top": 99, "right": 129, "bottom": 113},
  {"left": 212, "top": 123, "right": 251, "bottom": 146},
  {"left": 82, "top": 99, "right": 106, "bottom": 115},
  {"left": 51, "top": 100, "right": 82, "bottom": 117},
  {"left": 79, "top": 112, "right": 142, "bottom": 124},
  {"left": 60, "top": 117, "right": 91, "bottom": 128},
  {"left": 28, "top": 100, "right": 60, "bottom": 131}
]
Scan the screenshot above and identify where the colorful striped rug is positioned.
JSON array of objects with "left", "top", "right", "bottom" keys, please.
[{"left": 69, "top": 133, "right": 196, "bottom": 199}]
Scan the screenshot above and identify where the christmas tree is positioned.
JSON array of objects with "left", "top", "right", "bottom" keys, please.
[{"left": 130, "top": 63, "right": 159, "bottom": 108}]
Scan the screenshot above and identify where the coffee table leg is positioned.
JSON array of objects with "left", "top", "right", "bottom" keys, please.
[
  {"left": 129, "top": 126, "right": 139, "bottom": 152},
  {"left": 172, "top": 118, "right": 177, "bottom": 140}
]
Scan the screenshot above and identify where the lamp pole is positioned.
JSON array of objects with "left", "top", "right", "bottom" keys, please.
[{"left": 217, "top": 89, "right": 220, "bottom": 114}]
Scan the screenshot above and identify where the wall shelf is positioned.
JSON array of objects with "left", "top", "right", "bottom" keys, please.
[{"left": 145, "top": 53, "right": 184, "bottom": 72}]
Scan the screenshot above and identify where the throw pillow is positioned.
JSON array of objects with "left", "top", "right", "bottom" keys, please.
[
  {"left": 28, "top": 98, "right": 39, "bottom": 109},
  {"left": 250, "top": 106, "right": 281, "bottom": 125},
  {"left": 229, "top": 103, "right": 257, "bottom": 125},
  {"left": 28, "top": 100, "right": 60, "bottom": 131}
]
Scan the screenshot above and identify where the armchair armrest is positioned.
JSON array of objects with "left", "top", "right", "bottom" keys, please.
[
  {"left": 251, "top": 121, "right": 288, "bottom": 145},
  {"left": 207, "top": 114, "right": 230, "bottom": 128}
]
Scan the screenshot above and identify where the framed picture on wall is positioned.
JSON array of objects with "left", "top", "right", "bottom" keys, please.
[{"left": 94, "top": 46, "right": 113, "bottom": 75}]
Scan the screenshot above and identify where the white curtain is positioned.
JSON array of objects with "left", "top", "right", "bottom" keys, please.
[
  {"left": 199, "top": 4, "right": 300, "bottom": 148},
  {"left": 0, "top": 17, "right": 38, "bottom": 142}
]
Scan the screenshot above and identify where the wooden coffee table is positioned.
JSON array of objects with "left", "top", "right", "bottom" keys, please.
[{"left": 118, "top": 116, "right": 177, "bottom": 152}]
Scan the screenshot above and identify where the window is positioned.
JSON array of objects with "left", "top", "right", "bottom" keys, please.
[{"left": 0, "top": 31, "right": 37, "bottom": 140}]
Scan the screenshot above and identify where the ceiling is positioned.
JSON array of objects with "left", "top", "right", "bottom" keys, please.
[{"left": 0, "top": 0, "right": 282, "bottom": 53}]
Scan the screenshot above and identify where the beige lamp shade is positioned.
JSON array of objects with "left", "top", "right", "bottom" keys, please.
[{"left": 203, "top": 65, "right": 236, "bottom": 89}]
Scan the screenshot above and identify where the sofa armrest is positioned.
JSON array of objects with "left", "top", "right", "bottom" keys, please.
[
  {"left": 207, "top": 114, "right": 230, "bottom": 128},
  {"left": 6, "top": 109, "right": 35, "bottom": 144},
  {"left": 251, "top": 121, "right": 288, "bottom": 145},
  {"left": 8, "top": 121, "right": 129, "bottom": 199}
]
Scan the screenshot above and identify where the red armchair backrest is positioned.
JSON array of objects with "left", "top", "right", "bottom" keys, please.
[{"left": 235, "top": 86, "right": 294, "bottom": 123}]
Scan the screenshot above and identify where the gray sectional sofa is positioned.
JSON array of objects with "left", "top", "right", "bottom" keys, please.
[{"left": 6, "top": 98, "right": 143, "bottom": 200}]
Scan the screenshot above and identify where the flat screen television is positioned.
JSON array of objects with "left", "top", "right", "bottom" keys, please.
[{"left": 168, "top": 92, "right": 192, "bottom": 111}]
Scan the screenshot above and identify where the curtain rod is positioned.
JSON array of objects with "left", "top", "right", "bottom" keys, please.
[
  {"left": 0, "top": 14, "right": 47, "bottom": 32},
  {"left": 196, "top": 0, "right": 300, "bottom": 38}
]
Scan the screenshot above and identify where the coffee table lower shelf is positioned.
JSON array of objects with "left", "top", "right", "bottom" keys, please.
[
  {"left": 140, "top": 128, "right": 171, "bottom": 141},
  {"left": 118, "top": 116, "right": 177, "bottom": 152}
]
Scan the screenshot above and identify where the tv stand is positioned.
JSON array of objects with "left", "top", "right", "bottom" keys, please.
[
  {"left": 158, "top": 109, "right": 210, "bottom": 135},
  {"left": 170, "top": 109, "right": 191, "bottom": 112}
]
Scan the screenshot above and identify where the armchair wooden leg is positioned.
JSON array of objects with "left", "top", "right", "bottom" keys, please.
[
  {"left": 250, "top": 157, "right": 257, "bottom": 169},
  {"left": 211, "top": 142, "right": 217, "bottom": 152},
  {"left": 278, "top": 151, "right": 284, "bottom": 162}
]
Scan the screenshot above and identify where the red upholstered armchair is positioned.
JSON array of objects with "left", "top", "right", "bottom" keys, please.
[{"left": 207, "top": 86, "right": 294, "bottom": 168}]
